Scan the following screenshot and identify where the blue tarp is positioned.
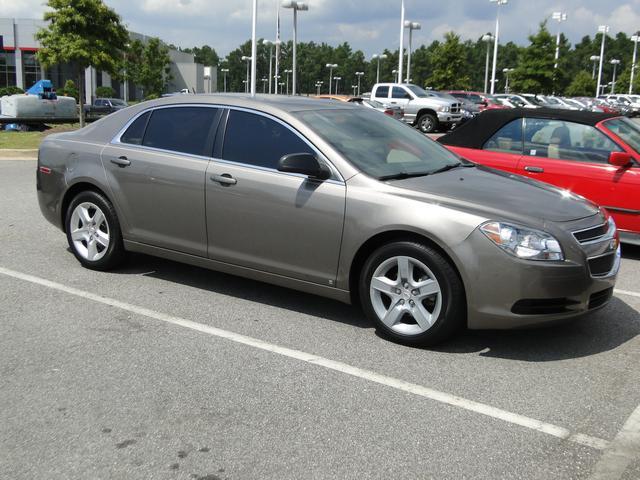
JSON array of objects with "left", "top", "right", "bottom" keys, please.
[{"left": 26, "top": 80, "right": 57, "bottom": 100}]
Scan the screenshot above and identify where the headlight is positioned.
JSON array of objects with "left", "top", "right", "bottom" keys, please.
[
  {"left": 480, "top": 222, "right": 564, "bottom": 261},
  {"left": 438, "top": 106, "right": 450, "bottom": 112}
]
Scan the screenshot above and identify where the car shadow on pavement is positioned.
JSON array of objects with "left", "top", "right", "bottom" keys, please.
[
  {"left": 113, "top": 253, "right": 370, "bottom": 329},
  {"left": 622, "top": 243, "right": 640, "bottom": 260},
  {"left": 432, "top": 297, "right": 640, "bottom": 362}
]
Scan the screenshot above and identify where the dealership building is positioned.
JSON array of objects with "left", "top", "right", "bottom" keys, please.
[{"left": 0, "top": 17, "right": 217, "bottom": 101}]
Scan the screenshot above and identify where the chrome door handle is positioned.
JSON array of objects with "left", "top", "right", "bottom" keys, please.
[
  {"left": 111, "top": 156, "right": 131, "bottom": 168},
  {"left": 524, "top": 166, "right": 544, "bottom": 173},
  {"left": 210, "top": 174, "right": 237, "bottom": 186}
]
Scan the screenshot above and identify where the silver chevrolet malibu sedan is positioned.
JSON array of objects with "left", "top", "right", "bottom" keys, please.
[{"left": 37, "top": 95, "right": 621, "bottom": 345}]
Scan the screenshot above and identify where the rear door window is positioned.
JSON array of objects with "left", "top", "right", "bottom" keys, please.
[
  {"left": 374, "top": 86, "right": 389, "bottom": 99},
  {"left": 391, "top": 87, "right": 407, "bottom": 99},
  {"left": 483, "top": 119, "right": 524, "bottom": 154},
  {"left": 142, "top": 107, "right": 219, "bottom": 157}
]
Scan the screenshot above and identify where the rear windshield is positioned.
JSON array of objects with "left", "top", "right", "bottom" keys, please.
[{"left": 293, "top": 108, "right": 460, "bottom": 179}]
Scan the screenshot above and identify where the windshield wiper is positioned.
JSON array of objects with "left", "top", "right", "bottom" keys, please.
[
  {"left": 429, "top": 163, "right": 469, "bottom": 175},
  {"left": 378, "top": 171, "right": 432, "bottom": 181}
]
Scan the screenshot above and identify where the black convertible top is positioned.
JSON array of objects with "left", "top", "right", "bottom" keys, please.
[{"left": 437, "top": 108, "right": 619, "bottom": 149}]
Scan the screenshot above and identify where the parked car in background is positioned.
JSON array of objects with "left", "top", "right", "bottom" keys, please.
[
  {"left": 447, "top": 91, "right": 509, "bottom": 111},
  {"left": 493, "top": 94, "right": 539, "bottom": 109},
  {"left": 370, "top": 83, "right": 462, "bottom": 133},
  {"left": 313, "top": 94, "right": 404, "bottom": 120},
  {"left": 600, "top": 95, "right": 640, "bottom": 117},
  {"left": 438, "top": 108, "right": 640, "bottom": 244},
  {"left": 37, "top": 95, "right": 619, "bottom": 345},
  {"left": 84, "top": 98, "right": 128, "bottom": 117}
]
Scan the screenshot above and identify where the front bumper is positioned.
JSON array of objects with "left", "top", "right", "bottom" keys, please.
[
  {"left": 437, "top": 112, "right": 463, "bottom": 124},
  {"left": 456, "top": 228, "right": 619, "bottom": 330}
]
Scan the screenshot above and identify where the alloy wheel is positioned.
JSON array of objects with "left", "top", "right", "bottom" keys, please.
[{"left": 69, "top": 202, "right": 110, "bottom": 262}]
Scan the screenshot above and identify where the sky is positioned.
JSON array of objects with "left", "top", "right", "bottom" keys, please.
[{"left": 2, "top": 0, "right": 640, "bottom": 58}]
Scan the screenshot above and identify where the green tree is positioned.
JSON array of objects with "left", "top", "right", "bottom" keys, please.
[
  {"left": 510, "top": 22, "right": 556, "bottom": 94},
  {"left": 188, "top": 45, "right": 219, "bottom": 66},
  {"left": 124, "top": 37, "right": 172, "bottom": 98},
  {"left": 95, "top": 85, "right": 115, "bottom": 98},
  {"left": 565, "top": 71, "right": 596, "bottom": 97},
  {"left": 425, "top": 33, "right": 470, "bottom": 90},
  {"left": 36, "top": 0, "right": 128, "bottom": 126},
  {"left": 61, "top": 79, "right": 78, "bottom": 101}
]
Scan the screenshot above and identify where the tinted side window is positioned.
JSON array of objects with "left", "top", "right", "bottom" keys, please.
[
  {"left": 222, "top": 110, "right": 314, "bottom": 169},
  {"left": 392, "top": 87, "right": 407, "bottom": 99},
  {"left": 120, "top": 111, "right": 150, "bottom": 145},
  {"left": 483, "top": 119, "right": 523, "bottom": 154},
  {"left": 524, "top": 119, "right": 621, "bottom": 163},
  {"left": 142, "top": 107, "right": 218, "bottom": 156},
  {"left": 375, "top": 86, "right": 389, "bottom": 98}
]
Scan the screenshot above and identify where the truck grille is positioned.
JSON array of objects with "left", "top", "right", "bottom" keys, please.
[{"left": 451, "top": 103, "right": 461, "bottom": 113}]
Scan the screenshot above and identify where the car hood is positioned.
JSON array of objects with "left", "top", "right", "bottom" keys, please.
[
  {"left": 415, "top": 97, "right": 454, "bottom": 107},
  {"left": 386, "top": 165, "right": 599, "bottom": 224}
]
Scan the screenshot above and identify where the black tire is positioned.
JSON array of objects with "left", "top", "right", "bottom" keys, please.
[
  {"left": 359, "top": 241, "right": 465, "bottom": 346},
  {"left": 416, "top": 113, "right": 438, "bottom": 133},
  {"left": 65, "top": 190, "right": 125, "bottom": 271}
]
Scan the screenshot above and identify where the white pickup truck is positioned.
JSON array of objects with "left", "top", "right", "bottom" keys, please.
[{"left": 370, "top": 83, "right": 462, "bottom": 133}]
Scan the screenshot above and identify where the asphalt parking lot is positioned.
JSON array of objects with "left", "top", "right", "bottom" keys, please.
[{"left": 1, "top": 159, "right": 639, "bottom": 480}]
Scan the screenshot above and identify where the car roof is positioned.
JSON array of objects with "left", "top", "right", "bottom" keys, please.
[{"left": 438, "top": 108, "right": 619, "bottom": 150}]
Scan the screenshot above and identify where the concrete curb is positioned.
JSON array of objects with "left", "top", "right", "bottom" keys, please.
[{"left": 0, "top": 149, "right": 38, "bottom": 160}]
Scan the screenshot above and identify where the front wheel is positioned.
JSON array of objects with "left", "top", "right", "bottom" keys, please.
[
  {"left": 65, "top": 191, "right": 125, "bottom": 271},
  {"left": 416, "top": 113, "right": 438, "bottom": 133},
  {"left": 359, "top": 241, "right": 465, "bottom": 346}
]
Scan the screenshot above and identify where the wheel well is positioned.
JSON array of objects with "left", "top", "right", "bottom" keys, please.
[
  {"left": 60, "top": 182, "right": 110, "bottom": 233},
  {"left": 348, "top": 230, "right": 466, "bottom": 308},
  {"left": 413, "top": 109, "right": 438, "bottom": 126}
]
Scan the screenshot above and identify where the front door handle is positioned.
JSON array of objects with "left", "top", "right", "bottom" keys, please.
[
  {"left": 524, "top": 166, "right": 544, "bottom": 173},
  {"left": 210, "top": 173, "right": 237, "bottom": 186},
  {"left": 111, "top": 156, "right": 131, "bottom": 168}
]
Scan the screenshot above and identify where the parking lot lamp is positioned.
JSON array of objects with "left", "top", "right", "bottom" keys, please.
[
  {"left": 489, "top": 0, "right": 508, "bottom": 95},
  {"left": 589, "top": 56, "right": 600, "bottom": 79},
  {"left": 279, "top": 81, "right": 285, "bottom": 94},
  {"left": 610, "top": 59, "right": 621, "bottom": 94},
  {"left": 392, "top": 69, "right": 399, "bottom": 83},
  {"left": 404, "top": 21, "right": 421, "bottom": 83},
  {"left": 398, "top": 0, "right": 405, "bottom": 84},
  {"left": 552, "top": 12, "right": 568, "bottom": 70},
  {"left": 273, "top": 74, "right": 281, "bottom": 94},
  {"left": 263, "top": 40, "right": 274, "bottom": 93},
  {"left": 284, "top": 69, "right": 293, "bottom": 95},
  {"left": 503, "top": 67, "right": 514, "bottom": 93},
  {"left": 596, "top": 25, "right": 609, "bottom": 97},
  {"left": 250, "top": 0, "right": 258, "bottom": 96},
  {"left": 261, "top": 77, "right": 268, "bottom": 93},
  {"left": 221, "top": 68, "right": 229, "bottom": 92},
  {"left": 334, "top": 76, "right": 341, "bottom": 94},
  {"left": 630, "top": 32, "right": 640, "bottom": 94},
  {"left": 326, "top": 63, "right": 338, "bottom": 94},
  {"left": 482, "top": 33, "right": 494, "bottom": 93},
  {"left": 241, "top": 55, "right": 252, "bottom": 93},
  {"left": 355, "top": 71, "right": 364, "bottom": 96},
  {"left": 372, "top": 54, "right": 387, "bottom": 84},
  {"left": 282, "top": 1, "right": 308, "bottom": 96},
  {"left": 315, "top": 81, "right": 323, "bottom": 95}
]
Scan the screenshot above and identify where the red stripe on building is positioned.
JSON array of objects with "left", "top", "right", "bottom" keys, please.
[{"left": 20, "top": 47, "right": 39, "bottom": 52}]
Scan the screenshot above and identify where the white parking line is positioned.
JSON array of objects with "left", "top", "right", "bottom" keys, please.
[
  {"left": 615, "top": 289, "right": 640, "bottom": 299},
  {"left": 0, "top": 266, "right": 610, "bottom": 451},
  {"left": 588, "top": 404, "right": 640, "bottom": 480}
]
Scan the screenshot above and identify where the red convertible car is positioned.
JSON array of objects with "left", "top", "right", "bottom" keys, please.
[{"left": 438, "top": 109, "right": 640, "bottom": 245}]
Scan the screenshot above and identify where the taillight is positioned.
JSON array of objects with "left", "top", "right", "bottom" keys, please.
[
  {"left": 39, "top": 166, "right": 52, "bottom": 174},
  {"left": 384, "top": 109, "right": 394, "bottom": 116}
]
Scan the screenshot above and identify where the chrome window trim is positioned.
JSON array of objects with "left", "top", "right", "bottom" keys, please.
[{"left": 110, "top": 103, "right": 345, "bottom": 183}]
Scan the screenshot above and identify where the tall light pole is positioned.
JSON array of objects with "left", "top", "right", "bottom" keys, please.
[
  {"left": 284, "top": 68, "right": 292, "bottom": 95},
  {"left": 590, "top": 55, "right": 600, "bottom": 79},
  {"left": 334, "top": 76, "right": 341, "bottom": 94},
  {"left": 404, "top": 21, "right": 421, "bottom": 83},
  {"left": 351, "top": 85, "right": 358, "bottom": 96},
  {"left": 631, "top": 32, "right": 640, "bottom": 94},
  {"left": 481, "top": 33, "right": 493, "bottom": 94},
  {"left": 552, "top": 11, "right": 568, "bottom": 70},
  {"left": 279, "top": 81, "right": 285, "bottom": 94},
  {"left": 241, "top": 55, "right": 252, "bottom": 93},
  {"left": 503, "top": 67, "right": 514, "bottom": 93},
  {"left": 274, "top": 2, "right": 282, "bottom": 95},
  {"left": 264, "top": 40, "right": 274, "bottom": 94},
  {"left": 326, "top": 63, "right": 337, "bottom": 94},
  {"left": 315, "top": 81, "right": 323, "bottom": 95},
  {"left": 372, "top": 54, "right": 387, "bottom": 84},
  {"left": 355, "top": 71, "right": 364, "bottom": 96},
  {"left": 610, "top": 59, "right": 621, "bottom": 93},
  {"left": 596, "top": 25, "right": 609, "bottom": 97},
  {"left": 273, "top": 75, "right": 281, "bottom": 94},
  {"left": 261, "top": 77, "right": 268, "bottom": 93},
  {"left": 398, "top": 0, "right": 405, "bottom": 84},
  {"left": 489, "top": 0, "right": 508, "bottom": 95},
  {"left": 221, "top": 68, "right": 229, "bottom": 92},
  {"left": 392, "top": 69, "right": 399, "bottom": 83},
  {"left": 250, "top": 0, "right": 257, "bottom": 96},
  {"left": 282, "top": 1, "right": 308, "bottom": 96}
]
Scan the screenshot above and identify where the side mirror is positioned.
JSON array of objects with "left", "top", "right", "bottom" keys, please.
[
  {"left": 278, "top": 153, "right": 331, "bottom": 180},
  {"left": 609, "top": 151, "right": 633, "bottom": 168}
]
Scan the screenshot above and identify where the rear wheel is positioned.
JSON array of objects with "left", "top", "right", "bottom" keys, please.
[
  {"left": 359, "top": 241, "right": 465, "bottom": 346},
  {"left": 416, "top": 113, "right": 438, "bottom": 133},
  {"left": 65, "top": 191, "right": 125, "bottom": 271}
]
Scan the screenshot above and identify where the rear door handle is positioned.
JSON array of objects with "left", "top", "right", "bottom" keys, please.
[
  {"left": 524, "top": 166, "right": 544, "bottom": 173},
  {"left": 210, "top": 173, "right": 237, "bottom": 186},
  {"left": 111, "top": 156, "right": 131, "bottom": 167}
]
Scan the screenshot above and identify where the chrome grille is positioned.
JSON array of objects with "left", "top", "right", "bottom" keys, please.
[
  {"left": 572, "top": 222, "right": 609, "bottom": 244},
  {"left": 451, "top": 103, "right": 461, "bottom": 113}
]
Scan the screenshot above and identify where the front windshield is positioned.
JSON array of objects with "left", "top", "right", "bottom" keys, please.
[
  {"left": 545, "top": 97, "right": 561, "bottom": 105},
  {"left": 406, "top": 85, "right": 429, "bottom": 98},
  {"left": 604, "top": 117, "right": 640, "bottom": 154},
  {"left": 111, "top": 99, "right": 127, "bottom": 106},
  {"left": 364, "top": 99, "right": 384, "bottom": 108},
  {"left": 294, "top": 108, "right": 461, "bottom": 179}
]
